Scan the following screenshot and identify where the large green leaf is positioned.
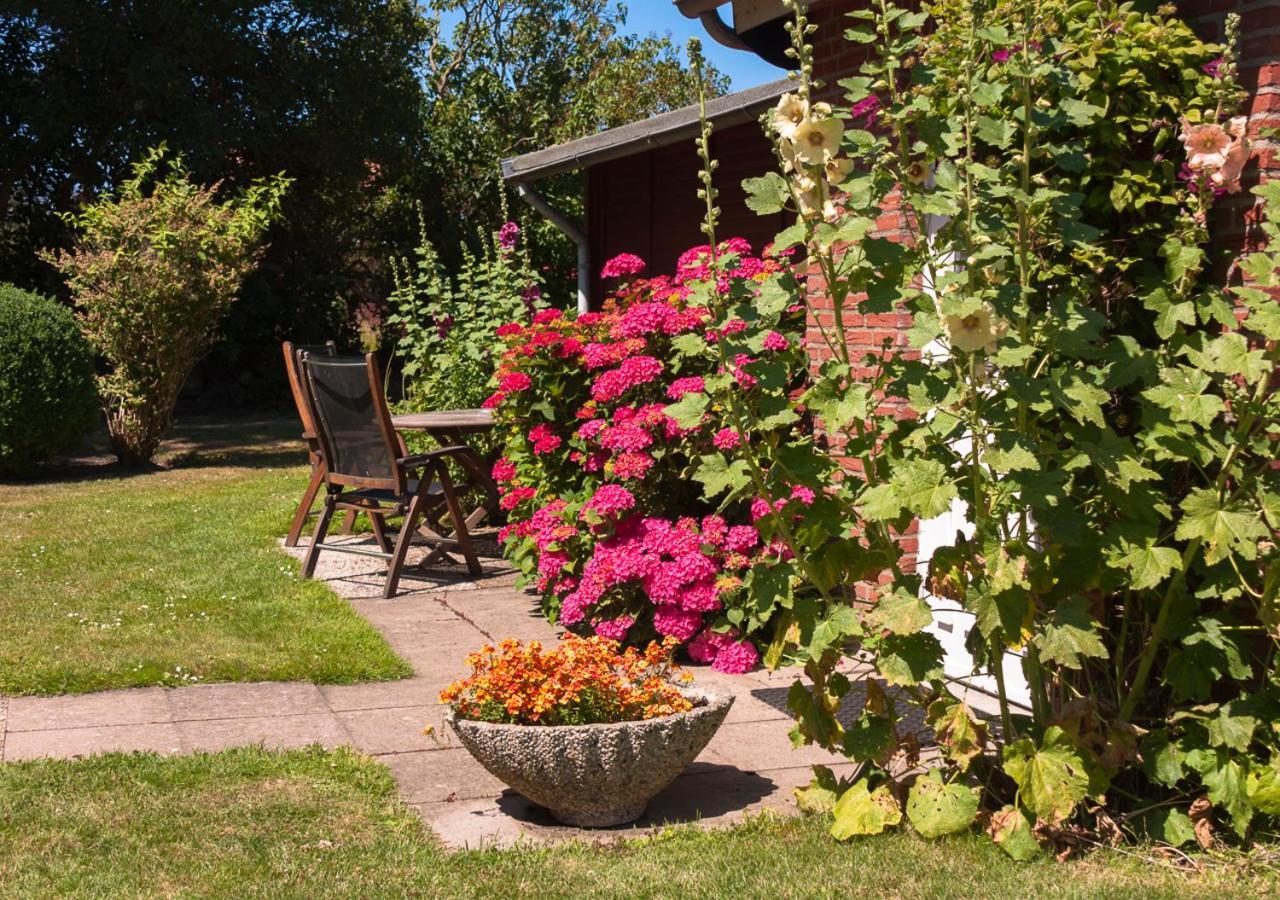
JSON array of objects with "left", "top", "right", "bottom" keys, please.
[
  {"left": 1246, "top": 760, "right": 1280, "bottom": 815},
  {"left": 1175, "top": 488, "right": 1269, "bottom": 565},
  {"left": 1002, "top": 726, "right": 1097, "bottom": 823},
  {"left": 663, "top": 392, "right": 707, "bottom": 429},
  {"left": 906, "top": 770, "right": 978, "bottom": 838},
  {"left": 927, "top": 698, "right": 987, "bottom": 771},
  {"left": 692, "top": 454, "right": 752, "bottom": 501},
  {"left": 742, "top": 172, "right": 790, "bottom": 215},
  {"left": 830, "top": 780, "right": 903, "bottom": 839},
  {"left": 987, "top": 805, "right": 1041, "bottom": 860},
  {"left": 867, "top": 589, "right": 933, "bottom": 636},
  {"left": 1033, "top": 597, "right": 1107, "bottom": 669},
  {"left": 1103, "top": 533, "right": 1180, "bottom": 591},
  {"left": 877, "top": 632, "right": 944, "bottom": 686}
]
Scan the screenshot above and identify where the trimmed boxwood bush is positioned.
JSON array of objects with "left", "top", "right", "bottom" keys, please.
[{"left": 0, "top": 283, "right": 99, "bottom": 473}]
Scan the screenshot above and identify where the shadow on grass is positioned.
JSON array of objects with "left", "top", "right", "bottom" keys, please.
[{"left": 4, "top": 415, "right": 307, "bottom": 485}]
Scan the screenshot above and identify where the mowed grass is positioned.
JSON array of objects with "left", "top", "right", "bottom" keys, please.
[
  {"left": 1, "top": 747, "right": 1276, "bottom": 899},
  {"left": 0, "top": 417, "right": 410, "bottom": 695}
]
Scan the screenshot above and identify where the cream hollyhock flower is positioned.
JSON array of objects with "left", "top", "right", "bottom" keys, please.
[
  {"left": 825, "top": 157, "right": 854, "bottom": 185},
  {"left": 905, "top": 160, "right": 930, "bottom": 184},
  {"left": 792, "top": 116, "right": 844, "bottom": 165},
  {"left": 1180, "top": 117, "right": 1231, "bottom": 172},
  {"left": 945, "top": 304, "right": 1006, "bottom": 353},
  {"left": 779, "top": 138, "right": 798, "bottom": 173},
  {"left": 770, "top": 94, "right": 809, "bottom": 140}
]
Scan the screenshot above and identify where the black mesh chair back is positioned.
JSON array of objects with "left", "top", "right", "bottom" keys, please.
[{"left": 299, "top": 353, "right": 402, "bottom": 492}]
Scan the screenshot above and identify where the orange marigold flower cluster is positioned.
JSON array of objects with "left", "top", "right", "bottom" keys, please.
[{"left": 439, "top": 635, "right": 695, "bottom": 726}]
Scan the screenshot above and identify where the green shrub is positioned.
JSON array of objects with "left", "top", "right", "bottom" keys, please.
[
  {"left": 43, "top": 146, "right": 289, "bottom": 465},
  {"left": 0, "top": 283, "right": 99, "bottom": 473}
]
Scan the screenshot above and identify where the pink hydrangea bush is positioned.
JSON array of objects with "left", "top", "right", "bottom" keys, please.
[{"left": 488, "top": 241, "right": 814, "bottom": 670}]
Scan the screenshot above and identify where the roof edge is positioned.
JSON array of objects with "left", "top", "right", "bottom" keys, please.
[{"left": 501, "top": 78, "right": 791, "bottom": 183}]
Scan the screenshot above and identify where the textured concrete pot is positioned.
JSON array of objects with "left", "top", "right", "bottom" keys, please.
[{"left": 446, "top": 687, "right": 733, "bottom": 827}]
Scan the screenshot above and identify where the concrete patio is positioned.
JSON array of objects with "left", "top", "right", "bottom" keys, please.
[{"left": 0, "top": 534, "right": 864, "bottom": 848}]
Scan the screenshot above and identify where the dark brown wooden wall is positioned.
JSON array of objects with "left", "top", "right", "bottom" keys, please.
[{"left": 585, "top": 120, "right": 788, "bottom": 305}]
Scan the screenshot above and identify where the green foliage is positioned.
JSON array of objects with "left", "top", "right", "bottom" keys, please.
[
  {"left": 0, "top": 284, "right": 98, "bottom": 473},
  {"left": 387, "top": 207, "right": 543, "bottom": 429},
  {"left": 2, "top": 1, "right": 718, "bottom": 404},
  {"left": 43, "top": 147, "right": 288, "bottom": 465},
  {"left": 709, "top": 0, "right": 1278, "bottom": 857}
]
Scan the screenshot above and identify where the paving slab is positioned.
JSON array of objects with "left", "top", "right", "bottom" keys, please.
[
  {"left": 175, "top": 713, "right": 349, "bottom": 753},
  {"left": 702, "top": 719, "right": 849, "bottom": 770},
  {"left": 381, "top": 748, "right": 506, "bottom": 804},
  {"left": 165, "top": 681, "right": 329, "bottom": 722},
  {"left": 335, "top": 705, "right": 447, "bottom": 756},
  {"left": 319, "top": 678, "right": 443, "bottom": 713},
  {"left": 3, "top": 723, "right": 183, "bottom": 761},
  {"left": 5, "top": 687, "right": 171, "bottom": 733}
]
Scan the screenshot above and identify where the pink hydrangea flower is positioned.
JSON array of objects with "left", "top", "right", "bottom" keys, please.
[
  {"left": 762, "top": 330, "right": 790, "bottom": 351},
  {"left": 652, "top": 604, "right": 703, "bottom": 641},
  {"left": 790, "top": 484, "right": 816, "bottom": 506},
  {"left": 687, "top": 628, "right": 731, "bottom": 664},
  {"left": 498, "top": 372, "right": 532, "bottom": 392},
  {"left": 667, "top": 376, "right": 706, "bottom": 400},
  {"left": 499, "top": 486, "right": 536, "bottom": 511},
  {"left": 491, "top": 457, "right": 516, "bottom": 483},
  {"left": 713, "top": 428, "right": 742, "bottom": 451},
  {"left": 594, "top": 615, "right": 636, "bottom": 640},
  {"left": 723, "top": 525, "right": 760, "bottom": 553},
  {"left": 528, "top": 423, "right": 561, "bottom": 455},
  {"left": 496, "top": 322, "right": 524, "bottom": 338},
  {"left": 581, "top": 484, "right": 636, "bottom": 518},
  {"left": 712, "top": 637, "right": 760, "bottom": 674},
  {"left": 701, "top": 514, "right": 727, "bottom": 546},
  {"left": 590, "top": 355, "right": 664, "bottom": 402},
  {"left": 481, "top": 391, "right": 504, "bottom": 409},
  {"left": 600, "top": 253, "right": 646, "bottom": 279},
  {"left": 532, "top": 308, "right": 562, "bottom": 325},
  {"left": 611, "top": 450, "right": 655, "bottom": 480}
]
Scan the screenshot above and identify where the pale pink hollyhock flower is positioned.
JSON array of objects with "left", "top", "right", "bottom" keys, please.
[
  {"left": 1180, "top": 117, "right": 1231, "bottom": 172},
  {"left": 1212, "top": 116, "right": 1252, "bottom": 194}
]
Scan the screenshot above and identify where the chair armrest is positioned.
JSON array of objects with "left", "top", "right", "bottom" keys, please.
[{"left": 398, "top": 446, "right": 472, "bottom": 471}]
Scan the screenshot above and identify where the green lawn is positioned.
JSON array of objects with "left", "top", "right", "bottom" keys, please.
[
  {"left": 1, "top": 747, "right": 1275, "bottom": 898},
  {"left": 0, "top": 417, "right": 409, "bottom": 695}
]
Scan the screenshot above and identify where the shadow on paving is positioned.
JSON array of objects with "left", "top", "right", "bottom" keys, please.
[{"left": 493, "top": 762, "right": 777, "bottom": 830}]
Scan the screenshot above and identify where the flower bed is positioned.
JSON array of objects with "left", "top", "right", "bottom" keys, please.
[{"left": 486, "top": 241, "right": 812, "bottom": 672}]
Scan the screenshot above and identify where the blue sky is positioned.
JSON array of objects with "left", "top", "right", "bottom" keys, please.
[
  {"left": 436, "top": 3, "right": 786, "bottom": 92},
  {"left": 624, "top": 3, "right": 786, "bottom": 90}
]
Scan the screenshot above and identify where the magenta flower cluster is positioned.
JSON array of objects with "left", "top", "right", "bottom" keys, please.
[{"left": 488, "top": 239, "right": 810, "bottom": 673}]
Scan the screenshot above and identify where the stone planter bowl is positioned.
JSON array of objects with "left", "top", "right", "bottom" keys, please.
[{"left": 445, "top": 687, "right": 733, "bottom": 827}]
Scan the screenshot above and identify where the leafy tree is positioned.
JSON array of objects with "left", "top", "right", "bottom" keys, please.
[
  {"left": 1, "top": 1, "right": 721, "bottom": 403},
  {"left": 2, "top": 0, "right": 428, "bottom": 397},
  {"left": 44, "top": 147, "right": 288, "bottom": 465},
  {"left": 417, "top": 0, "right": 728, "bottom": 295}
]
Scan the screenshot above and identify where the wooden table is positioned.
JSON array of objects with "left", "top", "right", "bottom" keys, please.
[{"left": 392, "top": 409, "right": 498, "bottom": 529}]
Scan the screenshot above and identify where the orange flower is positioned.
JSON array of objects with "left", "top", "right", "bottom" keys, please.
[{"left": 439, "top": 635, "right": 693, "bottom": 726}]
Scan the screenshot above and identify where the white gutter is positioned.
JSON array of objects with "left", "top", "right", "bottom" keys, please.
[{"left": 516, "top": 184, "right": 591, "bottom": 314}]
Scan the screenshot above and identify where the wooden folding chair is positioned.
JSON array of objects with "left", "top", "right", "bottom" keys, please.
[
  {"left": 296, "top": 351, "right": 481, "bottom": 598},
  {"left": 282, "top": 341, "right": 359, "bottom": 547}
]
